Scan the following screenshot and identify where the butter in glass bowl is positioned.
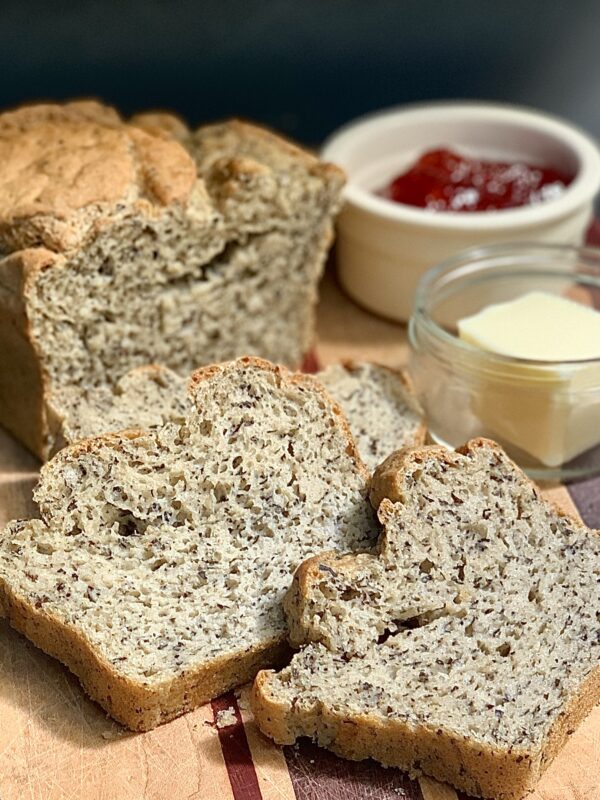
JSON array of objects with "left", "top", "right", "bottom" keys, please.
[
  {"left": 457, "top": 291, "right": 600, "bottom": 468},
  {"left": 409, "top": 244, "right": 600, "bottom": 481}
]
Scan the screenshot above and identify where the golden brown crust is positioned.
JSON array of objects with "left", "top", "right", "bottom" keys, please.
[
  {"left": 370, "top": 438, "right": 501, "bottom": 511},
  {"left": 0, "top": 575, "right": 290, "bottom": 730},
  {"left": 192, "top": 118, "right": 345, "bottom": 187},
  {"left": 0, "top": 248, "right": 61, "bottom": 459},
  {"left": 252, "top": 671, "right": 540, "bottom": 800},
  {"left": 0, "top": 100, "right": 197, "bottom": 252},
  {"left": 129, "top": 110, "right": 190, "bottom": 142},
  {"left": 253, "top": 437, "right": 600, "bottom": 800}
]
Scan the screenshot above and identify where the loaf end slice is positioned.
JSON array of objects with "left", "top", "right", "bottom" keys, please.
[
  {"left": 252, "top": 438, "right": 600, "bottom": 800},
  {"left": 318, "top": 361, "right": 426, "bottom": 472},
  {"left": 0, "top": 357, "right": 378, "bottom": 730}
]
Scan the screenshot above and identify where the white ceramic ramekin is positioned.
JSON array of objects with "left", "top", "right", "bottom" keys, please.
[{"left": 322, "top": 102, "right": 600, "bottom": 322}]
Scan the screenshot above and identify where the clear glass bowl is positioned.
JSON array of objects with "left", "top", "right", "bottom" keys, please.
[{"left": 409, "top": 243, "right": 600, "bottom": 482}]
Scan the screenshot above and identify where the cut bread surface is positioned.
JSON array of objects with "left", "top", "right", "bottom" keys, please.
[
  {"left": 0, "top": 358, "right": 378, "bottom": 730},
  {"left": 56, "top": 365, "right": 188, "bottom": 448},
  {"left": 318, "top": 362, "right": 425, "bottom": 471},
  {"left": 57, "top": 362, "right": 426, "bottom": 471},
  {"left": 252, "top": 439, "right": 600, "bottom": 800}
]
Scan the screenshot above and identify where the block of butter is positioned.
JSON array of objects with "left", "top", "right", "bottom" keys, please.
[{"left": 458, "top": 291, "right": 600, "bottom": 468}]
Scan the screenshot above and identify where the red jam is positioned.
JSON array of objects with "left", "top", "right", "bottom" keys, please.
[{"left": 381, "top": 148, "right": 573, "bottom": 212}]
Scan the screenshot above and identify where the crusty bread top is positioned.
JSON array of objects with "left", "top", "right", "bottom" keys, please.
[
  {"left": 0, "top": 100, "right": 197, "bottom": 252},
  {"left": 0, "top": 101, "right": 344, "bottom": 256},
  {"left": 192, "top": 119, "right": 327, "bottom": 175},
  {"left": 130, "top": 110, "right": 190, "bottom": 142}
]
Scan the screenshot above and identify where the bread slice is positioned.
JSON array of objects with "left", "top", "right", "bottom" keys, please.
[
  {"left": 252, "top": 439, "right": 600, "bottom": 800},
  {"left": 0, "top": 358, "right": 378, "bottom": 731},
  {"left": 0, "top": 101, "right": 344, "bottom": 460},
  {"left": 55, "top": 361, "right": 426, "bottom": 470},
  {"left": 318, "top": 362, "right": 425, "bottom": 471},
  {"left": 56, "top": 365, "right": 188, "bottom": 450}
]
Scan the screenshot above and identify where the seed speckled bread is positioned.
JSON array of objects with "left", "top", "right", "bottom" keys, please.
[
  {"left": 0, "top": 101, "right": 344, "bottom": 460},
  {"left": 252, "top": 439, "right": 600, "bottom": 800},
  {"left": 318, "top": 361, "right": 425, "bottom": 471},
  {"left": 56, "top": 365, "right": 188, "bottom": 450},
  {"left": 57, "top": 361, "right": 426, "bottom": 468},
  {"left": 0, "top": 358, "right": 378, "bottom": 731}
]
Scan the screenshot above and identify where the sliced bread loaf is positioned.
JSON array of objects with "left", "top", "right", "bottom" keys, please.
[
  {"left": 252, "top": 439, "right": 600, "bottom": 800},
  {"left": 0, "top": 358, "right": 378, "bottom": 731},
  {"left": 318, "top": 362, "right": 425, "bottom": 471},
  {"left": 0, "top": 101, "right": 344, "bottom": 460}
]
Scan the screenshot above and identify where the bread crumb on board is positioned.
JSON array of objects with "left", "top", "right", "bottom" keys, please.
[
  {"left": 100, "top": 727, "right": 125, "bottom": 741},
  {"left": 216, "top": 707, "right": 238, "bottom": 729},
  {"left": 234, "top": 686, "right": 250, "bottom": 712}
]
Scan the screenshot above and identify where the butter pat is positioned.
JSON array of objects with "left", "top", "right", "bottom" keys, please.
[
  {"left": 459, "top": 291, "right": 600, "bottom": 361},
  {"left": 458, "top": 291, "right": 600, "bottom": 468}
]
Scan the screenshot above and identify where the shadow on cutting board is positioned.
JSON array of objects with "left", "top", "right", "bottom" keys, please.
[{"left": 0, "top": 621, "right": 127, "bottom": 747}]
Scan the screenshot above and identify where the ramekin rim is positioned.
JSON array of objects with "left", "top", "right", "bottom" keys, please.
[{"left": 322, "top": 101, "right": 600, "bottom": 231}]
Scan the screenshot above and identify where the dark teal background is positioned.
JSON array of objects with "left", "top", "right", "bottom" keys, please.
[{"left": 1, "top": 0, "right": 598, "bottom": 144}]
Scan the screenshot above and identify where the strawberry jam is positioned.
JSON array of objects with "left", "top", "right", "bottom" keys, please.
[{"left": 381, "top": 148, "right": 572, "bottom": 212}]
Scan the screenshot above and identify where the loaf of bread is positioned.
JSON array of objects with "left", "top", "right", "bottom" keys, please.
[
  {"left": 0, "top": 101, "right": 344, "bottom": 460},
  {"left": 252, "top": 439, "right": 600, "bottom": 800},
  {"left": 318, "top": 362, "right": 425, "bottom": 471},
  {"left": 57, "top": 361, "right": 426, "bottom": 470},
  {"left": 0, "top": 358, "right": 378, "bottom": 731}
]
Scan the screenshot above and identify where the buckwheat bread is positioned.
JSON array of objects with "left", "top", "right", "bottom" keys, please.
[
  {"left": 0, "top": 358, "right": 378, "bottom": 731},
  {"left": 0, "top": 101, "right": 344, "bottom": 460},
  {"left": 319, "top": 362, "right": 425, "bottom": 471},
  {"left": 56, "top": 365, "right": 188, "bottom": 450},
  {"left": 57, "top": 361, "right": 426, "bottom": 470},
  {"left": 252, "top": 438, "right": 600, "bottom": 800}
]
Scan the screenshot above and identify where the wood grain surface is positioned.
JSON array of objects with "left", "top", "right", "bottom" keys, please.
[{"left": 0, "top": 270, "right": 598, "bottom": 800}]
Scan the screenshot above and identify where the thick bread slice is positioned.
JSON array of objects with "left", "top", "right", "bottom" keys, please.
[
  {"left": 252, "top": 439, "right": 600, "bottom": 800},
  {"left": 318, "top": 362, "right": 425, "bottom": 471},
  {"left": 0, "top": 358, "right": 378, "bottom": 731},
  {"left": 0, "top": 101, "right": 344, "bottom": 460}
]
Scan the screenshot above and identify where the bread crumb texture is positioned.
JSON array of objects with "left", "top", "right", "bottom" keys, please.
[
  {"left": 0, "top": 358, "right": 377, "bottom": 730},
  {"left": 60, "top": 362, "right": 426, "bottom": 476},
  {"left": 252, "top": 438, "right": 600, "bottom": 800},
  {"left": 59, "top": 365, "right": 189, "bottom": 446},
  {"left": 319, "top": 362, "right": 425, "bottom": 471}
]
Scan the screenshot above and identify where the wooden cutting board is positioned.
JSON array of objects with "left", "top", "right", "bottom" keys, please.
[{"left": 0, "top": 270, "right": 598, "bottom": 800}]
